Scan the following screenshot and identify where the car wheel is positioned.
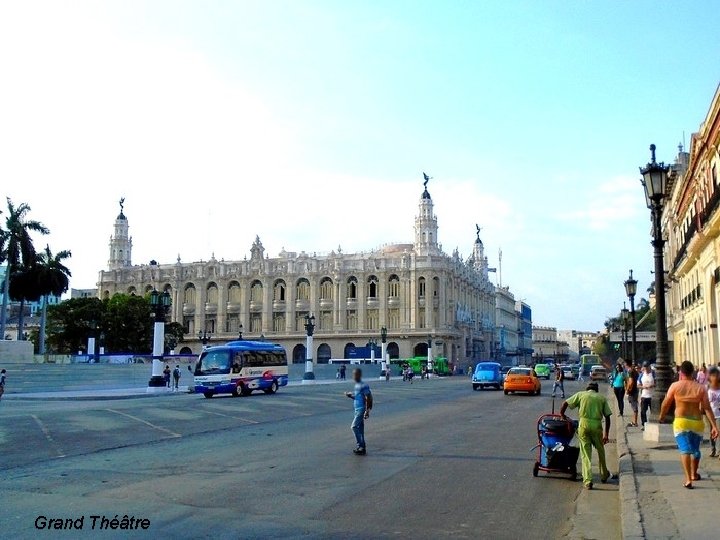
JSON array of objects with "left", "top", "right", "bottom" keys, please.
[
  {"left": 504, "top": 390, "right": 509, "bottom": 395},
  {"left": 472, "top": 384, "right": 479, "bottom": 391},
  {"left": 203, "top": 392, "right": 213, "bottom": 399},
  {"left": 537, "top": 388, "right": 541, "bottom": 396},
  {"left": 533, "top": 462, "right": 540, "bottom": 477},
  {"left": 264, "top": 381, "right": 279, "bottom": 394}
]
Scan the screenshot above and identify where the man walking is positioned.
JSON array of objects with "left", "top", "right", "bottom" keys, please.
[
  {"left": 0, "top": 368, "right": 6, "bottom": 401},
  {"left": 638, "top": 361, "right": 654, "bottom": 430},
  {"left": 172, "top": 365, "right": 181, "bottom": 391},
  {"left": 560, "top": 382, "right": 612, "bottom": 489},
  {"left": 345, "top": 368, "right": 373, "bottom": 455},
  {"left": 552, "top": 365, "right": 565, "bottom": 399},
  {"left": 625, "top": 360, "right": 640, "bottom": 427}
]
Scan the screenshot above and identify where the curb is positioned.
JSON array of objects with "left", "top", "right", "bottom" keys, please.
[{"left": 608, "top": 387, "right": 644, "bottom": 540}]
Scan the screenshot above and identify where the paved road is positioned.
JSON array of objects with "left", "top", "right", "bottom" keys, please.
[{"left": 0, "top": 378, "right": 615, "bottom": 539}]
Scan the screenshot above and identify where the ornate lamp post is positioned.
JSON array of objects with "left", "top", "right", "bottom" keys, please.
[
  {"left": 621, "top": 303, "right": 630, "bottom": 360},
  {"left": 624, "top": 269, "right": 638, "bottom": 365},
  {"left": 303, "top": 314, "right": 316, "bottom": 381},
  {"left": 639, "top": 144, "right": 672, "bottom": 413},
  {"left": 148, "top": 289, "right": 172, "bottom": 390},
  {"left": 198, "top": 329, "right": 211, "bottom": 349},
  {"left": 380, "top": 326, "right": 388, "bottom": 377},
  {"left": 238, "top": 323, "right": 244, "bottom": 341}
]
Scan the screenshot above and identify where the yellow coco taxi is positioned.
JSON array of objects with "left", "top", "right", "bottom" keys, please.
[{"left": 503, "top": 367, "right": 542, "bottom": 396}]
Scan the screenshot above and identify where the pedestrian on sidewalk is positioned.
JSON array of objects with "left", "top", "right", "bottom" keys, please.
[
  {"left": 172, "top": 365, "right": 181, "bottom": 391},
  {"left": 0, "top": 368, "right": 6, "bottom": 401},
  {"left": 163, "top": 365, "right": 171, "bottom": 389},
  {"left": 707, "top": 367, "right": 720, "bottom": 458},
  {"left": 612, "top": 364, "right": 627, "bottom": 417},
  {"left": 660, "top": 360, "right": 719, "bottom": 489},
  {"left": 625, "top": 360, "right": 640, "bottom": 427},
  {"left": 560, "top": 382, "right": 612, "bottom": 489},
  {"left": 638, "top": 361, "right": 655, "bottom": 429},
  {"left": 340, "top": 364, "right": 346, "bottom": 380},
  {"left": 344, "top": 368, "right": 372, "bottom": 455},
  {"left": 551, "top": 365, "right": 565, "bottom": 398},
  {"left": 696, "top": 364, "right": 708, "bottom": 386}
]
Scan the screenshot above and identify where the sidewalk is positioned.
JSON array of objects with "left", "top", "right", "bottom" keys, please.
[{"left": 614, "top": 391, "right": 720, "bottom": 539}]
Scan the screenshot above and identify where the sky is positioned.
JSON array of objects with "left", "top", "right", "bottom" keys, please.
[{"left": 0, "top": 1, "right": 718, "bottom": 330}]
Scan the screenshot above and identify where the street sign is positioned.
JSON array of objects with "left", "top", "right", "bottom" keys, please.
[{"left": 609, "top": 331, "right": 671, "bottom": 342}]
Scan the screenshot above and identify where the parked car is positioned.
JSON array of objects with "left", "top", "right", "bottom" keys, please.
[
  {"left": 590, "top": 365, "right": 608, "bottom": 382},
  {"left": 504, "top": 367, "right": 542, "bottom": 396},
  {"left": 534, "top": 363, "right": 551, "bottom": 379},
  {"left": 472, "top": 362, "right": 502, "bottom": 390}
]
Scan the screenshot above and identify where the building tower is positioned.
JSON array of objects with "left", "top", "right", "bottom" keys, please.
[
  {"left": 108, "top": 198, "right": 132, "bottom": 270},
  {"left": 414, "top": 178, "right": 439, "bottom": 256}
]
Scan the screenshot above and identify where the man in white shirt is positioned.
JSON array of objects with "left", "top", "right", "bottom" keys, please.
[{"left": 639, "top": 361, "right": 655, "bottom": 429}]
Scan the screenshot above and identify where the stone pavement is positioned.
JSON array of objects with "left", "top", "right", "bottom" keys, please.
[{"left": 614, "top": 392, "right": 720, "bottom": 539}]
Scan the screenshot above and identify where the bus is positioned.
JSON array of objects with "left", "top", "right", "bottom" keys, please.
[
  {"left": 580, "top": 354, "right": 602, "bottom": 377},
  {"left": 194, "top": 341, "right": 288, "bottom": 398}
]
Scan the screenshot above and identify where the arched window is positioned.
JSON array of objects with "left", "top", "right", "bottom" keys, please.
[
  {"left": 317, "top": 343, "right": 332, "bottom": 364},
  {"left": 387, "top": 342, "right": 400, "bottom": 359},
  {"left": 145, "top": 285, "right": 154, "bottom": 293},
  {"left": 250, "top": 280, "right": 263, "bottom": 302},
  {"left": 184, "top": 284, "right": 196, "bottom": 304},
  {"left": 206, "top": 282, "right": 218, "bottom": 304},
  {"left": 163, "top": 284, "right": 172, "bottom": 295},
  {"left": 388, "top": 275, "right": 400, "bottom": 297},
  {"left": 320, "top": 277, "right": 333, "bottom": 300},
  {"left": 274, "top": 280, "right": 286, "bottom": 302},
  {"left": 347, "top": 277, "right": 358, "bottom": 299},
  {"left": 344, "top": 343, "right": 356, "bottom": 358},
  {"left": 433, "top": 276, "right": 440, "bottom": 297},
  {"left": 127, "top": 286, "right": 137, "bottom": 295},
  {"left": 368, "top": 275, "right": 378, "bottom": 298},
  {"left": 228, "top": 281, "right": 241, "bottom": 303},
  {"left": 418, "top": 277, "right": 426, "bottom": 298},
  {"left": 297, "top": 279, "right": 310, "bottom": 301},
  {"left": 292, "top": 344, "right": 306, "bottom": 364}
]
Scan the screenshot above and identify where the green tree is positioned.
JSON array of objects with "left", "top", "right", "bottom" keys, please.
[
  {"left": 103, "top": 293, "right": 154, "bottom": 354},
  {"left": 35, "top": 245, "right": 72, "bottom": 354},
  {"left": 0, "top": 199, "right": 49, "bottom": 338},
  {"left": 164, "top": 321, "right": 185, "bottom": 353},
  {"left": 46, "top": 297, "right": 104, "bottom": 354}
]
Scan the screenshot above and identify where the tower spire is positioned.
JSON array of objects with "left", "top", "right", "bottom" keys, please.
[
  {"left": 108, "top": 198, "right": 132, "bottom": 270},
  {"left": 414, "top": 173, "right": 439, "bottom": 255}
]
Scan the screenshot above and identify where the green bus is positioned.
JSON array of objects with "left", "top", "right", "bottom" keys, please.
[
  {"left": 390, "top": 356, "right": 451, "bottom": 376},
  {"left": 580, "top": 354, "right": 602, "bottom": 376}
]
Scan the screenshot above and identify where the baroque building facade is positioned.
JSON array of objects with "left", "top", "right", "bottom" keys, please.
[
  {"left": 97, "top": 184, "right": 499, "bottom": 368},
  {"left": 664, "top": 84, "right": 720, "bottom": 367}
]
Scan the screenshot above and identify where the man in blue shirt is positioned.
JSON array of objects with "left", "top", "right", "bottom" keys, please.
[{"left": 345, "top": 368, "right": 373, "bottom": 455}]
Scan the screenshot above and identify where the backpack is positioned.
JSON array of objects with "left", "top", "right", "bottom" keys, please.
[{"left": 173, "top": 368, "right": 180, "bottom": 379}]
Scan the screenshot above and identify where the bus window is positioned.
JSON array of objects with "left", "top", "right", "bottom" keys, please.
[{"left": 195, "top": 350, "right": 231, "bottom": 375}]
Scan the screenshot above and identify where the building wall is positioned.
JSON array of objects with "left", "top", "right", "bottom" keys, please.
[
  {"left": 664, "top": 84, "right": 720, "bottom": 367},
  {"left": 97, "top": 187, "right": 504, "bottom": 367}
]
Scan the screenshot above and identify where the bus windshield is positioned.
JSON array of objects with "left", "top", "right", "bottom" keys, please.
[{"left": 195, "top": 350, "right": 231, "bottom": 375}]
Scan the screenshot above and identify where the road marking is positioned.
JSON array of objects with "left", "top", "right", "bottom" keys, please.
[
  {"left": 31, "top": 414, "right": 66, "bottom": 458},
  {"left": 201, "top": 409, "right": 260, "bottom": 424},
  {"left": 105, "top": 409, "right": 182, "bottom": 438}
]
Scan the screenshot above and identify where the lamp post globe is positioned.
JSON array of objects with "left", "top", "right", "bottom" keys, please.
[
  {"left": 147, "top": 288, "right": 172, "bottom": 391},
  {"left": 639, "top": 144, "right": 671, "bottom": 414},
  {"left": 303, "top": 314, "right": 316, "bottom": 381}
]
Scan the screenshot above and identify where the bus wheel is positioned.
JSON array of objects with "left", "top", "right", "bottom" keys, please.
[
  {"left": 231, "top": 386, "right": 240, "bottom": 397},
  {"left": 265, "top": 381, "right": 279, "bottom": 394},
  {"left": 203, "top": 392, "right": 213, "bottom": 399},
  {"left": 241, "top": 385, "right": 252, "bottom": 397}
]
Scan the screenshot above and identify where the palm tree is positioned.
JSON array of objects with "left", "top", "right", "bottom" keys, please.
[
  {"left": 35, "top": 245, "right": 72, "bottom": 354},
  {"left": 0, "top": 198, "right": 49, "bottom": 339}
]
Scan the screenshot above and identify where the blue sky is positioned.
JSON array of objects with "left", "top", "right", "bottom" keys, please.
[{"left": 0, "top": 1, "right": 718, "bottom": 330}]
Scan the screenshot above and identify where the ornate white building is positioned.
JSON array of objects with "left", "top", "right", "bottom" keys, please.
[{"left": 97, "top": 183, "right": 498, "bottom": 367}]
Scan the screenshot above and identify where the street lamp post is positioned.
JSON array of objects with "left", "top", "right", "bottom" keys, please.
[
  {"left": 303, "top": 314, "right": 316, "bottom": 381},
  {"left": 624, "top": 269, "right": 638, "bottom": 365},
  {"left": 198, "top": 329, "right": 211, "bottom": 350},
  {"left": 380, "top": 327, "right": 388, "bottom": 377},
  {"left": 238, "top": 323, "right": 244, "bottom": 341},
  {"left": 640, "top": 143, "right": 672, "bottom": 413},
  {"left": 148, "top": 289, "right": 171, "bottom": 390},
  {"left": 621, "top": 303, "right": 630, "bottom": 360}
]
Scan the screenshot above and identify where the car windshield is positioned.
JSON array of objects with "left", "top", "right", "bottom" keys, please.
[
  {"left": 195, "top": 350, "right": 231, "bottom": 375},
  {"left": 508, "top": 368, "right": 531, "bottom": 376}
]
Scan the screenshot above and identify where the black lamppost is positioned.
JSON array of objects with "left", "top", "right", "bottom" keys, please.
[
  {"left": 238, "top": 323, "right": 244, "bottom": 340},
  {"left": 303, "top": 314, "right": 316, "bottom": 381},
  {"left": 198, "top": 330, "right": 211, "bottom": 348},
  {"left": 624, "top": 269, "right": 638, "bottom": 365},
  {"left": 640, "top": 143, "right": 672, "bottom": 413},
  {"left": 148, "top": 289, "right": 172, "bottom": 388},
  {"left": 621, "top": 303, "right": 630, "bottom": 360}
]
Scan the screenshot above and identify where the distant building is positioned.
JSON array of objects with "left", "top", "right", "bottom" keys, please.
[
  {"left": 495, "top": 287, "right": 519, "bottom": 361},
  {"left": 532, "top": 325, "right": 569, "bottom": 361},
  {"left": 516, "top": 301, "right": 533, "bottom": 364},
  {"left": 97, "top": 183, "right": 508, "bottom": 366},
  {"left": 557, "top": 329, "right": 600, "bottom": 360},
  {"left": 71, "top": 288, "right": 98, "bottom": 299}
]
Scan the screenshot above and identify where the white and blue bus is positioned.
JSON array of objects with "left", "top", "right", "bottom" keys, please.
[{"left": 194, "top": 341, "right": 288, "bottom": 398}]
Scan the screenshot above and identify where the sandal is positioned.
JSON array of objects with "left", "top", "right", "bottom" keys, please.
[
  {"left": 684, "top": 482, "right": 694, "bottom": 489},
  {"left": 693, "top": 474, "right": 702, "bottom": 481}
]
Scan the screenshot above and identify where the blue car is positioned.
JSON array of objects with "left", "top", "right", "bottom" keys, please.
[{"left": 472, "top": 362, "right": 502, "bottom": 390}]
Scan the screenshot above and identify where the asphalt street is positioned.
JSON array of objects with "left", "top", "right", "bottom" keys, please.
[{"left": 0, "top": 377, "right": 616, "bottom": 539}]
